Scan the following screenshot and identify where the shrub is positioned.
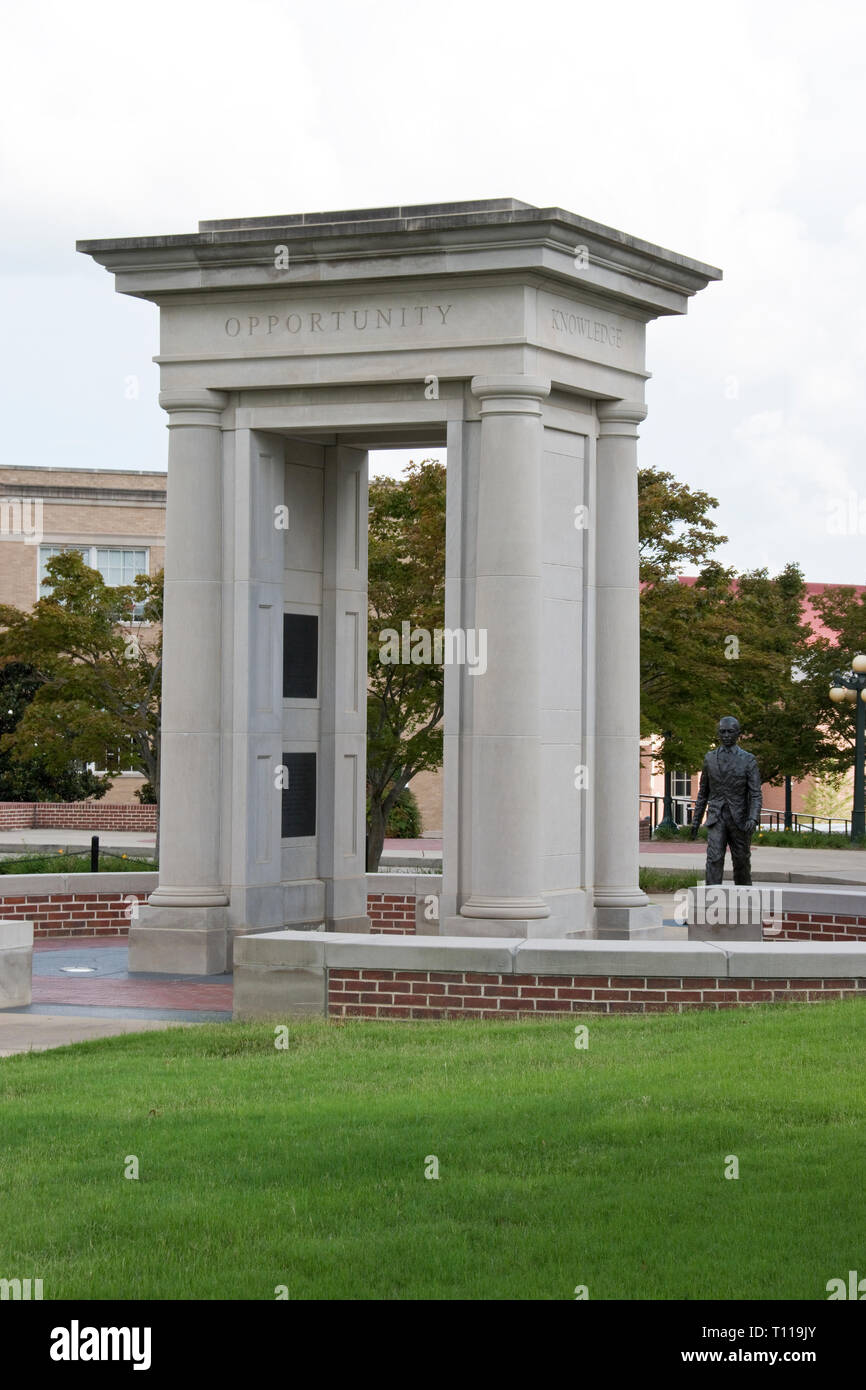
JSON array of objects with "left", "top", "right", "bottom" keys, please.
[{"left": 387, "top": 788, "right": 422, "bottom": 839}]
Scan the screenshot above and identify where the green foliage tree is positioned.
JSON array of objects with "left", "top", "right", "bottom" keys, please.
[
  {"left": 639, "top": 469, "right": 834, "bottom": 796},
  {"left": 639, "top": 470, "right": 732, "bottom": 782},
  {"left": 638, "top": 466, "right": 727, "bottom": 586},
  {"left": 0, "top": 552, "right": 163, "bottom": 802},
  {"left": 367, "top": 459, "right": 445, "bottom": 871},
  {"left": 0, "top": 663, "right": 110, "bottom": 801},
  {"left": 797, "top": 584, "right": 866, "bottom": 779},
  {"left": 721, "top": 564, "right": 834, "bottom": 787}
]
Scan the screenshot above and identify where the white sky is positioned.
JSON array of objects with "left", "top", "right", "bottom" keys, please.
[{"left": 2, "top": 0, "right": 865, "bottom": 580}]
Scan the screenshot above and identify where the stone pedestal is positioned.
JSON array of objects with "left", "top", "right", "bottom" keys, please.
[{"left": 685, "top": 884, "right": 772, "bottom": 941}]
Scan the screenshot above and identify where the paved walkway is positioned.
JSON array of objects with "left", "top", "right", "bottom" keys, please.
[
  {"left": 0, "top": 1015, "right": 194, "bottom": 1057},
  {"left": 0, "top": 937, "right": 231, "bottom": 1056},
  {"left": 639, "top": 842, "right": 866, "bottom": 882},
  {"left": 0, "top": 827, "right": 157, "bottom": 857},
  {"left": 380, "top": 838, "right": 866, "bottom": 883}
]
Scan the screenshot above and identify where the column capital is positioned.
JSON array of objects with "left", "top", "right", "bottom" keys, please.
[
  {"left": 471, "top": 374, "right": 551, "bottom": 416},
  {"left": 159, "top": 388, "right": 228, "bottom": 427},
  {"left": 597, "top": 399, "right": 647, "bottom": 436}
]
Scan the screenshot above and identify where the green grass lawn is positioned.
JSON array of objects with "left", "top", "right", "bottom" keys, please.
[
  {"left": 1, "top": 1004, "right": 865, "bottom": 1300},
  {"left": 0, "top": 852, "right": 156, "bottom": 874},
  {"left": 639, "top": 866, "right": 704, "bottom": 893}
]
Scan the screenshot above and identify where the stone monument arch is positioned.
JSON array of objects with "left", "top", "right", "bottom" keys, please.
[{"left": 78, "top": 199, "right": 720, "bottom": 973}]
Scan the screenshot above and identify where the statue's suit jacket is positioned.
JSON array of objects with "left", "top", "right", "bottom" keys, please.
[{"left": 693, "top": 746, "right": 762, "bottom": 831}]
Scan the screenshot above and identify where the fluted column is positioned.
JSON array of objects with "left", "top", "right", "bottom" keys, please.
[
  {"left": 149, "top": 388, "right": 229, "bottom": 909},
  {"left": 459, "top": 375, "right": 551, "bottom": 924},
  {"left": 593, "top": 399, "right": 655, "bottom": 932}
]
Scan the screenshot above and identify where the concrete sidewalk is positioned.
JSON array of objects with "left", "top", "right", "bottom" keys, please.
[
  {"left": 0, "top": 1014, "right": 195, "bottom": 1057},
  {"left": 0, "top": 828, "right": 156, "bottom": 857},
  {"left": 379, "top": 839, "right": 866, "bottom": 885},
  {"left": 639, "top": 843, "right": 866, "bottom": 884}
]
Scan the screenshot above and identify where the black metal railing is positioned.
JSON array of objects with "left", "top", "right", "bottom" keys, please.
[{"left": 639, "top": 795, "right": 851, "bottom": 837}]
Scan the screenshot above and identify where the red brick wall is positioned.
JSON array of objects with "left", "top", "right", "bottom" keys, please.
[
  {"left": 773, "top": 913, "right": 866, "bottom": 942},
  {"left": 3, "top": 892, "right": 862, "bottom": 945},
  {"left": 328, "top": 969, "right": 866, "bottom": 1018},
  {"left": 0, "top": 803, "right": 157, "bottom": 831},
  {"left": 0, "top": 893, "right": 137, "bottom": 938},
  {"left": 367, "top": 893, "right": 416, "bottom": 935}
]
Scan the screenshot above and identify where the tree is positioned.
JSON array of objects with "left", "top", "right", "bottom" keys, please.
[
  {"left": 639, "top": 471, "right": 731, "bottom": 806},
  {"left": 0, "top": 663, "right": 110, "bottom": 801},
  {"left": 798, "top": 585, "right": 866, "bottom": 779},
  {"left": 723, "top": 564, "right": 834, "bottom": 788},
  {"left": 638, "top": 466, "right": 727, "bottom": 585},
  {"left": 0, "top": 552, "right": 163, "bottom": 802},
  {"left": 366, "top": 459, "right": 446, "bottom": 872},
  {"left": 639, "top": 471, "right": 833, "bottom": 805}
]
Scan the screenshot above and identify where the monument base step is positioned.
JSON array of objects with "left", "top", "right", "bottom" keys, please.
[
  {"left": 442, "top": 916, "right": 577, "bottom": 939},
  {"left": 129, "top": 905, "right": 229, "bottom": 975},
  {"left": 594, "top": 903, "right": 664, "bottom": 940}
]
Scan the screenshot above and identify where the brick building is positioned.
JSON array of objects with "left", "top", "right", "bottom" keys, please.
[{"left": 0, "top": 466, "right": 166, "bottom": 804}]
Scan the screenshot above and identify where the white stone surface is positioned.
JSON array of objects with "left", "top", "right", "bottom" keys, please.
[{"left": 0, "top": 918, "right": 33, "bottom": 1008}]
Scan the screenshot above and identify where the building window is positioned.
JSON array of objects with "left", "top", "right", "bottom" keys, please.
[
  {"left": 39, "top": 545, "right": 149, "bottom": 616},
  {"left": 38, "top": 544, "right": 88, "bottom": 586},
  {"left": 672, "top": 770, "right": 691, "bottom": 825}
]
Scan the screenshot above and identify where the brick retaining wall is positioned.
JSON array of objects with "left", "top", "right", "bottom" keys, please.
[
  {"left": 0, "top": 874, "right": 156, "bottom": 938},
  {"left": 328, "top": 968, "right": 866, "bottom": 1018},
  {"left": 0, "top": 893, "right": 135, "bottom": 938},
  {"left": 774, "top": 912, "right": 866, "bottom": 942},
  {"left": 1, "top": 878, "right": 865, "bottom": 946},
  {"left": 0, "top": 802, "right": 157, "bottom": 831},
  {"left": 233, "top": 930, "right": 866, "bottom": 1020}
]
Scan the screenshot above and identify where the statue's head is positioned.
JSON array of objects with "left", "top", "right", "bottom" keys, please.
[{"left": 717, "top": 716, "right": 741, "bottom": 748}]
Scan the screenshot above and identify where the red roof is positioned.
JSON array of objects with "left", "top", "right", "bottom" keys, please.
[{"left": 674, "top": 577, "right": 866, "bottom": 641}]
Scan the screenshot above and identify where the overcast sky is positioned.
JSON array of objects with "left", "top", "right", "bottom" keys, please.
[{"left": 2, "top": 0, "right": 864, "bottom": 581}]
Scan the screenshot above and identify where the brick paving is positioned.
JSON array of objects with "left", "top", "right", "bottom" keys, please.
[
  {"left": 31, "top": 977, "right": 233, "bottom": 1010},
  {"left": 25, "top": 937, "right": 232, "bottom": 1015}
]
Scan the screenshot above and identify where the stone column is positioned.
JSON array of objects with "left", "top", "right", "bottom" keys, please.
[
  {"left": 130, "top": 388, "right": 230, "bottom": 974},
  {"left": 593, "top": 400, "right": 660, "bottom": 938},
  {"left": 448, "top": 375, "right": 551, "bottom": 935}
]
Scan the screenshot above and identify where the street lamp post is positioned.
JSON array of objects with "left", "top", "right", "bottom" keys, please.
[{"left": 829, "top": 654, "right": 866, "bottom": 841}]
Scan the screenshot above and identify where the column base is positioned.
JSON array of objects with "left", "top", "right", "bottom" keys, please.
[
  {"left": 129, "top": 905, "right": 230, "bottom": 975},
  {"left": 148, "top": 887, "right": 230, "bottom": 908},
  {"left": 459, "top": 896, "right": 550, "bottom": 921},
  {"left": 594, "top": 903, "right": 664, "bottom": 939},
  {"left": 443, "top": 915, "right": 576, "bottom": 939}
]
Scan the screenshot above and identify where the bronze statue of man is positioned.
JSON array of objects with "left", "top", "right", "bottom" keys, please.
[{"left": 689, "top": 716, "right": 762, "bottom": 884}]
